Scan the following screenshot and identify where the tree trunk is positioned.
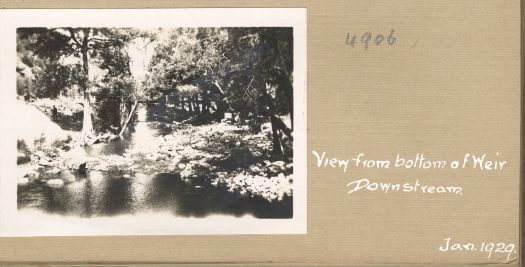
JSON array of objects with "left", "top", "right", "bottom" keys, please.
[
  {"left": 212, "top": 81, "right": 228, "bottom": 121},
  {"left": 271, "top": 115, "right": 293, "bottom": 141},
  {"left": 271, "top": 116, "right": 283, "bottom": 156},
  {"left": 193, "top": 95, "right": 200, "bottom": 114},
  {"left": 239, "top": 109, "right": 247, "bottom": 125},
  {"left": 80, "top": 32, "right": 94, "bottom": 143},
  {"left": 188, "top": 99, "right": 193, "bottom": 113},
  {"left": 119, "top": 100, "right": 138, "bottom": 136}
]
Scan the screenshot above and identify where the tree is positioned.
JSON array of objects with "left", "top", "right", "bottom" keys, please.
[
  {"left": 219, "top": 28, "right": 294, "bottom": 155},
  {"left": 118, "top": 35, "right": 156, "bottom": 136},
  {"left": 144, "top": 28, "right": 229, "bottom": 119},
  {"left": 144, "top": 27, "right": 294, "bottom": 155},
  {"left": 18, "top": 27, "right": 135, "bottom": 143}
]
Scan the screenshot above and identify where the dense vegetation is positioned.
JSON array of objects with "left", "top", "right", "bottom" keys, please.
[{"left": 17, "top": 27, "right": 294, "bottom": 157}]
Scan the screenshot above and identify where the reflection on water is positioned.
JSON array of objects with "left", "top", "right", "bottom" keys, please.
[
  {"left": 18, "top": 103, "right": 292, "bottom": 218},
  {"left": 18, "top": 170, "right": 292, "bottom": 218}
]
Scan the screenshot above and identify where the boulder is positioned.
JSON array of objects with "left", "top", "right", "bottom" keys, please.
[
  {"left": 286, "top": 163, "right": 293, "bottom": 170},
  {"left": 180, "top": 162, "right": 208, "bottom": 179},
  {"left": 223, "top": 147, "right": 255, "bottom": 169},
  {"left": 17, "top": 151, "right": 31, "bottom": 165},
  {"left": 38, "top": 158, "right": 54, "bottom": 167},
  {"left": 46, "top": 167, "right": 61, "bottom": 174},
  {"left": 78, "top": 162, "right": 87, "bottom": 175},
  {"left": 272, "top": 161, "right": 286, "bottom": 170},
  {"left": 17, "top": 177, "right": 29, "bottom": 185},
  {"left": 23, "top": 169, "right": 39, "bottom": 178},
  {"left": 34, "top": 151, "right": 45, "bottom": 159},
  {"left": 47, "top": 179, "right": 64, "bottom": 188}
]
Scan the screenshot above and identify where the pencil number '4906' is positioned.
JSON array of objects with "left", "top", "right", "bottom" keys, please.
[{"left": 345, "top": 29, "right": 396, "bottom": 50}]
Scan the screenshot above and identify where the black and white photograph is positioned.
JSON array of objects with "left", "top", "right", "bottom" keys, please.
[{"left": 0, "top": 9, "right": 306, "bottom": 235}]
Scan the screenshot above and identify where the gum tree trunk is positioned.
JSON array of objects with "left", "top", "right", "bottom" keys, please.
[
  {"left": 80, "top": 29, "right": 94, "bottom": 143},
  {"left": 119, "top": 100, "right": 138, "bottom": 136}
]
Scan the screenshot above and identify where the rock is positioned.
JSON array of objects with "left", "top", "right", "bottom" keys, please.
[
  {"left": 224, "top": 147, "right": 255, "bottom": 168},
  {"left": 197, "top": 161, "right": 211, "bottom": 169},
  {"left": 78, "top": 162, "right": 87, "bottom": 175},
  {"left": 38, "top": 158, "right": 54, "bottom": 167},
  {"left": 272, "top": 161, "right": 286, "bottom": 170},
  {"left": 271, "top": 160, "right": 286, "bottom": 173},
  {"left": 180, "top": 164, "right": 194, "bottom": 179},
  {"left": 177, "top": 163, "right": 186, "bottom": 170},
  {"left": 235, "top": 141, "right": 241, "bottom": 147},
  {"left": 253, "top": 166, "right": 263, "bottom": 173},
  {"left": 123, "top": 174, "right": 131, "bottom": 178},
  {"left": 47, "top": 179, "right": 64, "bottom": 188},
  {"left": 17, "top": 177, "right": 29, "bottom": 185},
  {"left": 266, "top": 165, "right": 281, "bottom": 174},
  {"left": 34, "top": 151, "right": 45, "bottom": 159},
  {"left": 23, "top": 169, "right": 39, "bottom": 178},
  {"left": 61, "top": 172, "right": 76, "bottom": 183},
  {"left": 46, "top": 167, "right": 61, "bottom": 174},
  {"left": 180, "top": 162, "right": 211, "bottom": 179},
  {"left": 17, "top": 151, "right": 30, "bottom": 164}
]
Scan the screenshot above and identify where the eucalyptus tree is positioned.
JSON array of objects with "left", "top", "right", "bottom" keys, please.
[{"left": 18, "top": 27, "right": 136, "bottom": 143}]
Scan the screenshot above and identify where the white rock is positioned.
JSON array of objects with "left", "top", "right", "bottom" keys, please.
[
  {"left": 38, "top": 159, "right": 53, "bottom": 166},
  {"left": 46, "top": 168, "right": 61, "bottom": 174},
  {"left": 47, "top": 179, "right": 64, "bottom": 188},
  {"left": 180, "top": 164, "right": 193, "bottom": 179},
  {"left": 23, "top": 169, "right": 39, "bottom": 178},
  {"left": 273, "top": 161, "right": 286, "bottom": 168},
  {"left": 17, "top": 178, "right": 29, "bottom": 185},
  {"left": 34, "top": 151, "right": 45, "bottom": 159},
  {"left": 250, "top": 166, "right": 261, "bottom": 172},
  {"left": 198, "top": 162, "right": 211, "bottom": 169}
]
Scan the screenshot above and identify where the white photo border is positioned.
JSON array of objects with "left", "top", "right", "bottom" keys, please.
[{"left": 0, "top": 8, "right": 307, "bottom": 236}]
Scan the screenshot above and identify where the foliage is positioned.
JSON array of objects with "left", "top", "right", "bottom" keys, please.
[
  {"left": 32, "top": 63, "right": 81, "bottom": 98},
  {"left": 144, "top": 27, "right": 293, "bottom": 117}
]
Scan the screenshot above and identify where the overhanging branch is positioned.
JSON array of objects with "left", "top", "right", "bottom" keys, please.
[{"left": 66, "top": 28, "right": 82, "bottom": 47}]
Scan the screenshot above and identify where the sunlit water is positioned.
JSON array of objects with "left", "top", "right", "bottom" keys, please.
[{"left": 18, "top": 103, "right": 292, "bottom": 218}]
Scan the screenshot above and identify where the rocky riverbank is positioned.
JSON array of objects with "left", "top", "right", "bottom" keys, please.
[{"left": 18, "top": 114, "right": 293, "bottom": 202}]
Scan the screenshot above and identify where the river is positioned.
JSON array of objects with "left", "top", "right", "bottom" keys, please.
[{"left": 17, "top": 103, "right": 292, "bottom": 218}]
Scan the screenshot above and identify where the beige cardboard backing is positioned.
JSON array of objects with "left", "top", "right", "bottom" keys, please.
[{"left": 0, "top": 0, "right": 521, "bottom": 266}]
